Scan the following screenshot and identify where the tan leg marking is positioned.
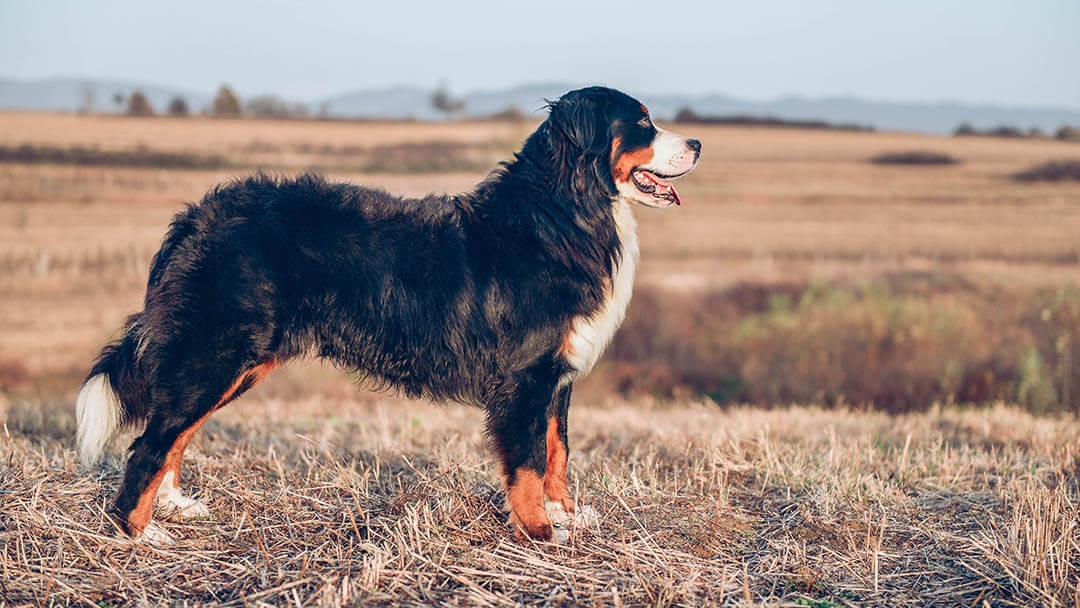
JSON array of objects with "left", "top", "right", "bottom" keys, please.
[
  {"left": 126, "top": 359, "right": 277, "bottom": 537},
  {"left": 507, "top": 469, "right": 553, "bottom": 541},
  {"left": 544, "top": 416, "right": 574, "bottom": 513}
]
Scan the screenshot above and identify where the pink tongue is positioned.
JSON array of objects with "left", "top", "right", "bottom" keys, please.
[
  {"left": 654, "top": 180, "right": 681, "bottom": 206},
  {"left": 641, "top": 172, "right": 681, "bottom": 206}
]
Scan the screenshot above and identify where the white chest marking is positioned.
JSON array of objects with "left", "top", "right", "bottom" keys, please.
[{"left": 562, "top": 198, "right": 639, "bottom": 384}]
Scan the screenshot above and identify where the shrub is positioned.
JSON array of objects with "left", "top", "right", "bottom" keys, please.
[
  {"left": 166, "top": 97, "right": 190, "bottom": 117},
  {"left": 870, "top": 151, "right": 961, "bottom": 165},
  {"left": 1012, "top": 160, "right": 1080, "bottom": 182},
  {"left": 1055, "top": 126, "right": 1080, "bottom": 142},
  {"left": 213, "top": 84, "right": 242, "bottom": 117},
  {"left": 608, "top": 277, "right": 1080, "bottom": 412},
  {"left": 246, "top": 95, "right": 308, "bottom": 118},
  {"left": 953, "top": 123, "right": 978, "bottom": 136},
  {"left": 125, "top": 91, "right": 154, "bottom": 117}
]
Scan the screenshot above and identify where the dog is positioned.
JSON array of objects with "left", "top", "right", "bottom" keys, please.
[{"left": 75, "top": 86, "right": 701, "bottom": 544}]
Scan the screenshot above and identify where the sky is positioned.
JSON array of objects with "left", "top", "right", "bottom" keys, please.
[{"left": 2, "top": 0, "right": 1078, "bottom": 109}]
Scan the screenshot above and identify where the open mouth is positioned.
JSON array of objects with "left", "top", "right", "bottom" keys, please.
[{"left": 630, "top": 169, "right": 685, "bottom": 207}]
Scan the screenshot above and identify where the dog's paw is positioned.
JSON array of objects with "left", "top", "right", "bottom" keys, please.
[
  {"left": 545, "top": 501, "right": 599, "bottom": 544},
  {"left": 156, "top": 485, "right": 210, "bottom": 520},
  {"left": 131, "top": 520, "right": 174, "bottom": 546},
  {"left": 175, "top": 498, "right": 210, "bottom": 520}
]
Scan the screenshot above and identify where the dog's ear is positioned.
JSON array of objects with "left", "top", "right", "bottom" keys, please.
[{"left": 545, "top": 97, "right": 617, "bottom": 203}]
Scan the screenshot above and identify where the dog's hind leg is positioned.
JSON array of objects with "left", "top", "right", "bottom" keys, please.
[
  {"left": 112, "top": 360, "right": 276, "bottom": 543},
  {"left": 153, "top": 360, "right": 277, "bottom": 521}
]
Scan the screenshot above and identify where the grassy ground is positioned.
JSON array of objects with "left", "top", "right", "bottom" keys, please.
[
  {"left": 2, "top": 394, "right": 1078, "bottom": 606},
  {"left": 2, "top": 112, "right": 1079, "bottom": 606}
]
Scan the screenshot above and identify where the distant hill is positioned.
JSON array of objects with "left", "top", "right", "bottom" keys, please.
[{"left": 2, "top": 76, "right": 1079, "bottom": 134}]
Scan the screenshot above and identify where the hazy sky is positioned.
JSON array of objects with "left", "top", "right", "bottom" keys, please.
[{"left": 2, "top": 0, "right": 1078, "bottom": 109}]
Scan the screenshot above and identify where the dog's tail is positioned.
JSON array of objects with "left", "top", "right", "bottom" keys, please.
[{"left": 76, "top": 316, "right": 152, "bottom": 466}]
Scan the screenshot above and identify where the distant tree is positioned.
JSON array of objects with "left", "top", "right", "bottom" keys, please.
[
  {"left": 674, "top": 107, "right": 700, "bottom": 123},
  {"left": 125, "top": 90, "right": 155, "bottom": 116},
  {"left": 953, "top": 123, "right": 978, "bottom": 136},
  {"left": 112, "top": 92, "right": 124, "bottom": 111},
  {"left": 245, "top": 94, "right": 308, "bottom": 118},
  {"left": 431, "top": 84, "right": 465, "bottom": 118},
  {"left": 1027, "top": 127, "right": 1045, "bottom": 138},
  {"left": 78, "top": 83, "right": 96, "bottom": 114},
  {"left": 167, "top": 96, "right": 190, "bottom": 117},
  {"left": 987, "top": 125, "right": 1024, "bottom": 138},
  {"left": 212, "top": 85, "right": 242, "bottom": 117},
  {"left": 488, "top": 104, "right": 525, "bottom": 121},
  {"left": 1055, "top": 125, "right": 1080, "bottom": 142}
]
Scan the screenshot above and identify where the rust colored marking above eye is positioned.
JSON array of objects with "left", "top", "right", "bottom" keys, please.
[{"left": 640, "top": 104, "right": 649, "bottom": 115}]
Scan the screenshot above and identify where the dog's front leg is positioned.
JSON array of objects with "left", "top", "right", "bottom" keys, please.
[{"left": 486, "top": 372, "right": 560, "bottom": 541}]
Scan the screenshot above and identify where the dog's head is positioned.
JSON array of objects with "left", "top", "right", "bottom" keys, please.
[{"left": 544, "top": 86, "right": 701, "bottom": 209}]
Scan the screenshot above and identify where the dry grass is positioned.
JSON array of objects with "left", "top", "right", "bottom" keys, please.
[
  {"left": 2, "top": 396, "right": 1078, "bottom": 606},
  {"left": 2, "top": 111, "right": 1080, "bottom": 606}
]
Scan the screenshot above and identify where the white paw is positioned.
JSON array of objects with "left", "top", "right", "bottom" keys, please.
[
  {"left": 545, "top": 502, "right": 599, "bottom": 544},
  {"left": 156, "top": 473, "right": 210, "bottom": 520},
  {"left": 133, "top": 520, "right": 174, "bottom": 545},
  {"left": 175, "top": 498, "right": 210, "bottom": 520}
]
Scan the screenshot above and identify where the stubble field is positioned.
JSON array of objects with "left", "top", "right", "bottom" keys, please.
[{"left": 1, "top": 111, "right": 1079, "bottom": 606}]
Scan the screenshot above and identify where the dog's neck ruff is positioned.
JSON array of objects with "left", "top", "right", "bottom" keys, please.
[{"left": 561, "top": 197, "right": 639, "bottom": 385}]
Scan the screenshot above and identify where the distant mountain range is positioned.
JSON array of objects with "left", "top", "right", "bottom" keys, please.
[{"left": 3, "top": 77, "right": 1079, "bottom": 135}]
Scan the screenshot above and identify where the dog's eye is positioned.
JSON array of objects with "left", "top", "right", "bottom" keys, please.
[{"left": 637, "top": 117, "right": 651, "bottom": 128}]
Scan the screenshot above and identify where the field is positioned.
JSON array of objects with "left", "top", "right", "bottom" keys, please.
[{"left": 1, "top": 111, "right": 1079, "bottom": 606}]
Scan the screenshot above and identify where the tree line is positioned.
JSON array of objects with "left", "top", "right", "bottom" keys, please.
[{"left": 112, "top": 84, "right": 316, "bottom": 119}]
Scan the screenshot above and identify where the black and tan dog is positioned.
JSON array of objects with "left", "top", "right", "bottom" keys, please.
[{"left": 76, "top": 86, "right": 701, "bottom": 544}]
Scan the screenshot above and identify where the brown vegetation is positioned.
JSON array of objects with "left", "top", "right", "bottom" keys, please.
[
  {"left": 674, "top": 107, "right": 873, "bottom": 132},
  {"left": 166, "top": 96, "right": 190, "bottom": 117},
  {"left": 125, "top": 90, "right": 154, "bottom": 117},
  {"left": 1012, "top": 159, "right": 1080, "bottom": 182},
  {"left": 0, "top": 143, "right": 230, "bottom": 170},
  {"left": 955, "top": 123, "right": 1080, "bottom": 141},
  {"left": 212, "top": 84, "right": 242, "bottom": 118},
  {"left": 869, "top": 150, "right": 961, "bottom": 165},
  {"left": 0, "top": 139, "right": 505, "bottom": 173},
  {"left": 612, "top": 278, "right": 1080, "bottom": 411}
]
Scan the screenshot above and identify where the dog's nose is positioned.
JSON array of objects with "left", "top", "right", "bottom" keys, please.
[{"left": 686, "top": 138, "right": 702, "bottom": 158}]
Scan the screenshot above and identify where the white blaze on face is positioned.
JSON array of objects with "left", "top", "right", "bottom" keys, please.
[
  {"left": 614, "top": 125, "right": 700, "bottom": 208},
  {"left": 647, "top": 127, "right": 698, "bottom": 176}
]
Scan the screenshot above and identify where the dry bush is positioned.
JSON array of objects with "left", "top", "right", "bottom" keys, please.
[
  {"left": 1012, "top": 159, "right": 1080, "bottom": 182},
  {"left": 869, "top": 150, "right": 961, "bottom": 165},
  {"left": 611, "top": 277, "right": 1080, "bottom": 411}
]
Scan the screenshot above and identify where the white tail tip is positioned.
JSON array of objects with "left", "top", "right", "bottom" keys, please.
[{"left": 75, "top": 374, "right": 122, "bottom": 466}]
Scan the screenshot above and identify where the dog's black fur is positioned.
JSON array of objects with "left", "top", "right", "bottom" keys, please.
[{"left": 83, "top": 86, "right": 698, "bottom": 540}]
